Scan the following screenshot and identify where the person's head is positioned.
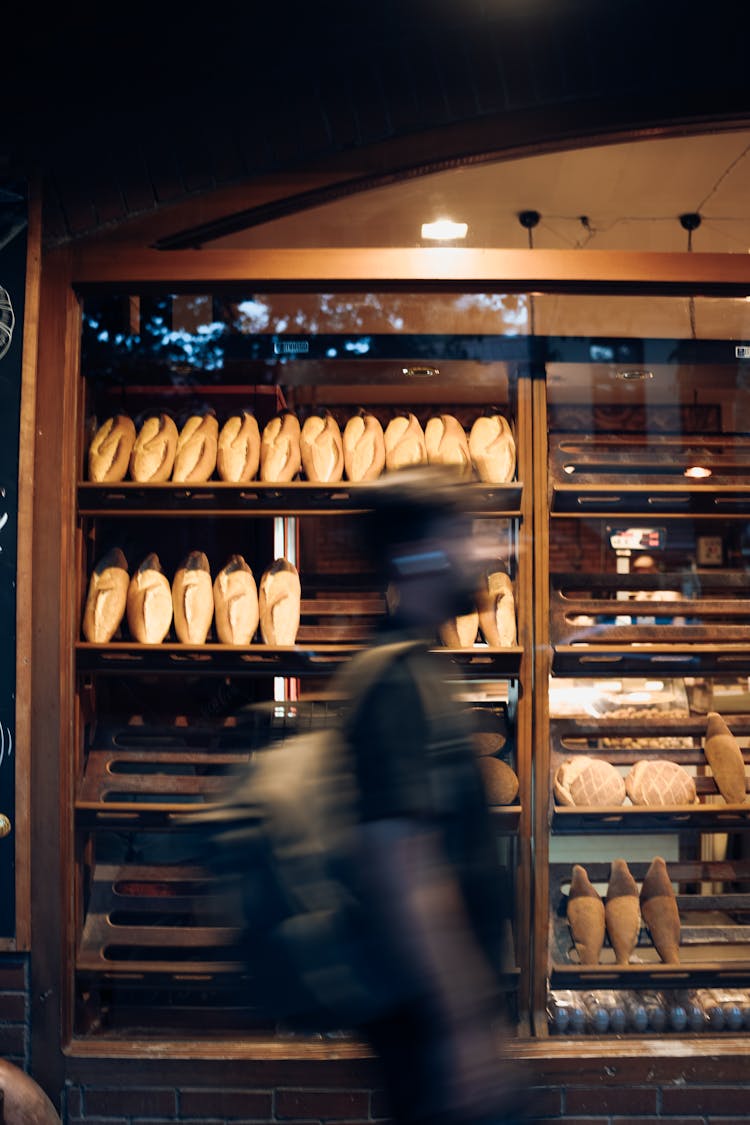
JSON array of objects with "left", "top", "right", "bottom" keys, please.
[{"left": 360, "top": 467, "right": 484, "bottom": 629}]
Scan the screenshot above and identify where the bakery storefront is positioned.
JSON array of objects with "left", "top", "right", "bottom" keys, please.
[{"left": 15, "top": 127, "right": 750, "bottom": 1119}]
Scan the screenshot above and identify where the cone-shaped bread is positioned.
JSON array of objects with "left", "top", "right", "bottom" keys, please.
[
  {"left": 259, "top": 559, "right": 301, "bottom": 645},
  {"left": 605, "top": 858, "right": 641, "bottom": 964},
  {"left": 640, "top": 856, "right": 680, "bottom": 964},
  {"left": 704, "top": 711, "right": 748, "bottom": 805},
  {"left": 567, "top": 864, "right": 605, "bottom": 965}
]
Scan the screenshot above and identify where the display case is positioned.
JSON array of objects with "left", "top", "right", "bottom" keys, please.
[{"left": 70, "top": 292, "right": 533, "bottom": 1041}]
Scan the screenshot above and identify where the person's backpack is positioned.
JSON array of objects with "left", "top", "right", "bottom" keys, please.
[{"left": 186, "top": 638, "right": 424, "bottom": 1032}]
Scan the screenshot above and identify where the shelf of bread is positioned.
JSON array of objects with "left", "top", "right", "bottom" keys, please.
[
  {"left": 77, "top": 479, "right": 523, "bottom": 516},
  {"left": 550, "top": 712, "right": 750, "bottom": 832},
  {"left": 549, "top": 433, "right": 750, "bottom": 515},
  {"left": 550, "top": 858, "right": 750, "bottom": 990}
]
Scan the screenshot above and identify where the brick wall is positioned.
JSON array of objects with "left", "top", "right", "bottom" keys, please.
[{"left": 0, "top": 956, "right": 30, "bottom": 1072}]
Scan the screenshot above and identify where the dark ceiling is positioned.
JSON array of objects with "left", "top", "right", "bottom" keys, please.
[{"left": 5, "top": 0, "right": 750, "bottom": 246}]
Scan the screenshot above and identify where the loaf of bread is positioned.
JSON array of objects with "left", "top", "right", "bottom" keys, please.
[
  {"left": 477, "top": 757, "right": 519, "bottom": 805},
  {"left": 554, "top": 756, "right": 626, "bottom": 807},
  {"left": 468, "top": 413, "right": 516, "bottom": 483},
  {"left": 472, "top": 730, "right": 504, "bottom": 757},
  {"left": 88, "top": 415, "right": 136, "bottom": 482},
  {"left": 300, "top": 410, "right": 345, "bottom": 483},
  {"left": 260, "top": 411, "right": 301, "bottom": 483},
  {"left": 477, "top": 569, "right": 517, "bottom": 647},
  {"left": 81, "top": 548, "right": 129, "bottom": 642},
  {"left": 424, "top": 414, "right": 472, "bottom": 479},
  {"left": 172, "top": 413, "right": 219, "bottom": 483},
  {"left": 567, "top": 864, "right": 605, "bottom": 965},
  {"left": 640, "top": 856, "right": 680, "bottom": 964},
  {"left": 217, "top": 411, "right": 261, "bottom": 482},
  {"left": 384, "top": 413, "right": 427, "bottom": 471},
  {"left": 126, "top": 553, "right": 173, "bottom": 643},
  {"left": 704, "top": 711, "right": 748, "bottom": 804},
  {"left": 605, "top": 858, "right": 641, "bottom": 964},
  {"left": 342, "top": 410, "right": 386, "bottom": 482},
  {"left": 172, "top": 551, "right": 214, "bottom": 644},
  {"left": 626, "top": 760, "right": 697, "bottom": 806},
  {"left": 213, "top": 555, "right": 259, "bottom": 645},
  {"left": 259, "top": 559, "right": 301, "bottom": 645},
  {"left": 130, "top": 414, "right": 179, "bottom": 482},
  {"left": 439, "top": 610, "right": 479, "bottom": 648}
]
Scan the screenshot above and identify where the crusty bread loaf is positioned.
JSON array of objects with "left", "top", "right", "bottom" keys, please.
[
  {"left": 605, "top": 858, "right": 641, "bottom": 964},
  {"left": 213, "top": 555, "right": 259, "bottom": 645},
  {"left": 477, "top": 757, "right": 519, "bottom": 805},
  {"left": 172, "top": 551, "right": 214, "bottom": 644},
  {"left": 384, "top": 413, "right": 427, "bottom": 471},
  {"left": 477, "top": 569, "right": 517, "bottom": 647},
  {"left": 554, "top": 756, "right": 626, "bottom": 807},
  {"left": 88, "top": 415, "right": 136, "bottom": 482},
  {"left": 626, "top": 759, "right": 697, "bottom": 806},
  {"left": 343, "top": 410, "right": 386, "bottom": 482},
  {"left": 640, "top": 856, "right": 680, "bottom": 964},
  {"left": 439, "top": 611, "right": 479, "bottom": 648},
  {"left": 472, "top": 730, "right": 504, "bottom": 757},
  {"left": 258, "top": 558, "right": 301, "bottom": 645},
  {"left": 704, "top": 711, "right": 748, "bottom": 804},
  {"left": 260, "top": 411, "right": 301, "bottom": 483},
  {"left": 468, "top": 413, "right": 516, "bottom": 483},
  {"left": 300, "top": 410, "right": 345, "bottom": 483},
  {"left": 424, "top": 414, "right": 472, "bottom": 479},
  {"left": 81, "top": 548, "right": 129, "bottom": 642},
  {"left": 126, "top": 553, "right": 173, "bottom": 643},
  {"left": 130, "top": 414, "right": 179, "bottom": 482},
  {"left": 172, "top": 413, "right": 219, "bottom": 483},
  {"left": 567, "top": 864, "right": 605, "bottom": 965},
  {"left": 217, "top": 411, "right": 261, "bottom": 482}
]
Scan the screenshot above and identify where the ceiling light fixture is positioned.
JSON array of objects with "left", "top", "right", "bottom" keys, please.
[
  {"left": 420, "top": 219, "right": 468, "bottom": 240},
  {"left": 684, "top": 465, "right": 712, "bottom": 479}
]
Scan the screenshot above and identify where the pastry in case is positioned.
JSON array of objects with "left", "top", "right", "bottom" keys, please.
[
  {"left": 468, "top": 412, "right": 516, "bottom": 483},
  {"left": 81, "top": 547, "right": 129, "bottom": 642},
  {"left": 259, "top": 558, "right": 301, "bottom": 645},
  {"left": 217, "top": 411, "right": 261, "bottom": 482},
  {"left": 172, "top": 551, "right": 214, "bottom": 644},
  {"left": 172, "top": 413, "right": 219, "bottom": 483},
  {"left": 300, "top": 409, "right": 345, "bottom": 483},
  {"left": 342, "top": 410, "right": 385, "bottom": 481},
  {"left": 126, "top": 553, "right": 173, "bottom": 643},
  {"left": 88, "top": 415, "right": 136, "bottom": 482},
  {"left": 424, "top": 413, "right": 472, "bottom": 479},
  {"left": 260, "top": 410, "right": 301, "bottom": 483},
  {"left": 384, "top": 412, "right": 427, "bottom": 471},
  {"left": 213, "top": 555, "right": 259, "bottom": 645},
  {"left": 130, "top": 414, "right": 179, "bottom": 483}
]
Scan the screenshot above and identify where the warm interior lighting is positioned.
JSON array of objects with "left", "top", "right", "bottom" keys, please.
[
  {"left": 614, "top": 369, "right": 654, "bottom": 381},
  {"left": 684, "top": 465, "right": 712, "bottom": 479},
  {"left": 562, "top": 464, "right": 576, "bottom": 474},
  {"left": 421, "top": 219, "right": 468, "bottom": 240}
]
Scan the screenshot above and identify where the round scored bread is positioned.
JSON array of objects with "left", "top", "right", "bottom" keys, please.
[
  {"left": 172, "top": 413, "right": 219, "bottom": 483},
  {"left": 130, "top": 414, "right": 179, "bottom": 482},
  {"left": 172, "top": 551, "right": 214, "bottom": 644},
  {"left": 384, "top": 412, "right": 427, "bottom": 471},
  {"left": 468, "top": 413, "right": 516, "bottom": 483},
  {"left": 126, "top": 553, "right": 173, "bottom": 643},
  {"left": 343, "top": 410, "right": 386, "bottom": 482},
  {"left": 626, "top": 759, "right": 697, "bottom": 806},
  {"left": 213, "top": 555, "right": 259, "bottom": 645},
  {"left": 424, "top": 414, "right": 472, "bottom": 479},
  {"left": 477, "top": 757, "right": 519, "bottom": 805},
  {"left": 260, "top": 411, "right": 302, "bottom": 483},
  {"left": 88, "top": 415, "right": 136, "bottom": 482},
  {"left": 554, "top": 756, "right": 627, "bottom": 807},
  {"left": 300, "top": 410, "right": 345, "bottom": 483},
  {"left": 81, "top": 548, "right": 129, "bottom": 642},
  {"left": 217, "top": 411, "right": 261, "bottom": 482}
]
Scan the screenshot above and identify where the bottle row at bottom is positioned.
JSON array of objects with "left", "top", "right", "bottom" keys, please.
[{"left": 548, "top": 987, "right": 750, "bottom": 1035}]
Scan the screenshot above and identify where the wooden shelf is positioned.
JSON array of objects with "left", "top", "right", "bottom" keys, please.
[
  {"left": 551, "top": 483, "right": 750, "bottom": 516},
  {"left": 552, "top": 644, "right": 750, "bottom": 676},
  {"left": 553, "top": 804, "right": 750, "bottom": 833}
]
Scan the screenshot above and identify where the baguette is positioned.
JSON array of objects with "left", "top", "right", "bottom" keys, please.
[
  {"left": 130, "top": 414, "right": 179, "bottom": 482},
  {"left": 260, "top": 411, "right": 302, "bottom": 483},
  {"left": 468, "top": 413, "right": 516, "bottom": 483},
  {"left": 88, "top": 415, "right": 136, "bottom": 482},
  {"left": 300, "top": 410, "right": 345, "bottom": 483},
  {"left": 477, "top": 569, "right": 517, "bottom": 647},
  {"left": 384, "top": 413, "right": 427, "bottom": 471},
  {"left": 173, "top": 413, "right": 219, "bottom": 483},
  {"left": 81, "top": 548, "right": 129, "bottom": 642},
  {"left": 343, "top": 410, "right": 386, "bottom": 482},
  {"left": 258, "top": 558, "right": 301, "bottom": 645},
  {"left": 172, "top": 551, "right": 214, "bottom": 644},
  {"left": 217, "top": 411, "right": 261, "bottom": 482},
  {"left": 703, "top": 711, "right": 748, "bottom": 804},
  {"left": 424, "top": 414, "right": 472, "bottom": 479},
  {"left": 213, "top": 555, "right": 259, "bottom": 645},
  {"left": 126, "top": 553, "right": 173, "bottom": 643}
]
